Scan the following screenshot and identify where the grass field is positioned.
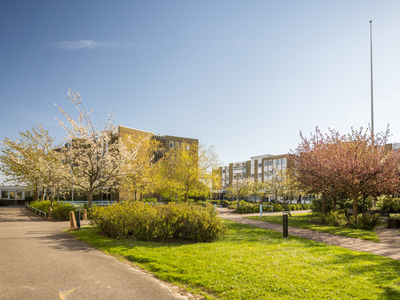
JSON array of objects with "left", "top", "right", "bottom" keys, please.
[
  {"left": 247, "top": 213, "right": 381, "bottom": 242},
  {"left": 69, "top": 220, "right": 400, "bottom": 299}
]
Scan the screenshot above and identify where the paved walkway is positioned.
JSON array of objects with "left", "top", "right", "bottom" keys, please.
[
  {"left": 0, "top": 206, "right": 191, "bottom": 300},
  {"left": 219, "top": 209, "right": 400, "bottom": 261}
]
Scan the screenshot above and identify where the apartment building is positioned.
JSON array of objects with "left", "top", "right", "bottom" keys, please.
[{"left": 213, "top": 153, "right": 314, "bottom": 204}]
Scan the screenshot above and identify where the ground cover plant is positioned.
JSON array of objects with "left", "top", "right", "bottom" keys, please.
[
  {"left": 89, "top": 201, "right": 226, "bottom": 242},
  {"left": 247, "top": 213, "right": 380, "bottom": 242},
  {"left": 29, "top": 200, "right": 75, "bottom": 220},
  {"left": 70, "top": 220, "right": 400, "bottom": 299}
]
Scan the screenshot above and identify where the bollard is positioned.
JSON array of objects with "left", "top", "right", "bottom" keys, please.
[
  {"left": 282, "top": 211, "right": 288, "bottom": 239},
  {"left": 69, "top": 211, "right": 79, "bottom": 231},
  {"left": 83, "top": 209, "right": 87, "bottom": 220},
  {"left": 75, "top": 210, "right": 81, "bottom": 228}
]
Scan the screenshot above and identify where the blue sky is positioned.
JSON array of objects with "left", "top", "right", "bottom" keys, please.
[{"left": 1, "top": 1, "right": 400, "bottom": 180}]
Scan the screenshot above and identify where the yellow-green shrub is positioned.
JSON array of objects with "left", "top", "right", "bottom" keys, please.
[{"left": 90, "top": 202, "right": 226, "bottom": 242}]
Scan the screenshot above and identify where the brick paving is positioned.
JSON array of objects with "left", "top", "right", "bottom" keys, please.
[{"left": 219, "top": 209, "right": 400, "bottom": 261}]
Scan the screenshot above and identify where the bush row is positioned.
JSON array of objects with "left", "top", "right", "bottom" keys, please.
[
  {"left": 377, "top": 197, "right": 400, "bottom": 213},
  {"left": 29, "top": 201, "right": 76, "bottom": 221},
  {"left": 89, "top": 202, "right": 226, "bottom": 242},
  {"left": 0, "top": 199, "right": 9, "bottom": 206},
  {"left": 311, "top": 211, "right": 381, "bottom": 230},
  {"left": 232, "top": 202, "right": 311, "bottom": 214}
]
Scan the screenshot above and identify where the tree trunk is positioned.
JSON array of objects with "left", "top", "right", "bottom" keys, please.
[
  {"left": 33, "top": 186, "right": 39, "bottom": 202},
  {"left": 236, "top": 195, "right": 239, "bottom": 209},
  {"left": 321, "top": 193, "right": 326, "bottom": 215},
  {"left": 353, "top": 192, "right": 358, "bottom": 221},
  {"left": 333, "top": 196, "right": 337, "bottom": 213},
  {"left": 41, "top": 187, "right": 45, "bottom": 202},
  {"left": 185, "top": 191, "right": 188, "bottom": 203},
  {"left": 140, "top": 193, "right": 143, "bottom": 201},
  {"left": 46, "top": 188, "right": 50, "bottom": 201},
  {"left": 362, "top": 195, "right": 366, "bottom": 214},
  {"left": 135, "top": 189, "right": 137, "bottom": 200},
  {"left": 56, "top": 187, "right": 60, "bottom": 207},
  {"left": 88, "top": 190, "right": 93, "bottom": 209}
]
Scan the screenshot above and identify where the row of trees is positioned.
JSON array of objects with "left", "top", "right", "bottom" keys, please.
[
  {"left": 0, "top": 90, "right": 219, "bottom": 209},
  {"left": 225, "top": 167, "right": 302, "bottom": 210},
  {"left": 293, "top": 127, "right": 400, "bottom": 220}
]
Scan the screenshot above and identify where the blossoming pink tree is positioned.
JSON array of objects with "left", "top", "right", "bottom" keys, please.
[{"left": 294, "top": 126, "right": 400, "bottom": 219}]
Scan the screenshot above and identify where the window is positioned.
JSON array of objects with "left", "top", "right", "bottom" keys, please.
[
  {"left": 175, "top": 142, "right": 179, "bottom": 149},
  {"left": 169, "top": 141, "right": 174, "bottom": 149},
  {"left": 258, "top": 163, "right": 261, "bottom": 168},
  {"left": 17, "top": 191, "right": 22, "bottom": 199},
  {"left": 186, "top": 145, "right": 190, "bottom": 150},
  {"left": 258, "top": 173, "right": 261, "bottom": 177},
  {"left": 222, "top": 170, "right": 225, "bottom": 173},
  {"left": 264, "top": 161, "right": 268, "bottom": 166},
  {"left": 9, "top": 192, "right": 15, "bottom": 199},
  {"left": 1, "top": 191, "right": 7, "bottom": 199}
]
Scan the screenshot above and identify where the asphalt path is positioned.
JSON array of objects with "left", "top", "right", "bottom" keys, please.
[{"left": 0, "top": 206, "right": 188, "bottom": 300}]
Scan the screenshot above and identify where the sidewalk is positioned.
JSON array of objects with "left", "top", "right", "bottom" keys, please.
[
  {"left": 0, "top": 206, "right": 190, "bottom": 300},
  {"left": 219, "top": 210, "right": 400, "bottom": 261}
]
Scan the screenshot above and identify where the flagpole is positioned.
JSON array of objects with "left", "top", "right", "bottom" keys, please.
[{"left": 370, "top": 20, "right": 374, "bottom": 138}]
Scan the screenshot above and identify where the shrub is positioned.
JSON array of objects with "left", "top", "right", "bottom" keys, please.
[
  {"left": 143, "top": 198, "right": 158, "bottom": 203},
  {"left": 377, "top": 197, "right": 400, "bottom": 213},
  {"left": 90, "top": 202, "right": 226, "bottom": 242},
  {"left": 325, "top": 211, "right": 347, "bottom": 227},
  {"left": 0, "top": 199, "right": 8, "bottom": 206},
  {"left": 349, "top": 213, "right": 381, "bottom": 230},
  {"left": 29, "top": 201, "right": 76, "bottom": 220},
  {"left": 233, "top": 204, "right": 259, "bottom": 214},
  {"left": 25, "top": 196, "right": 34, "bottom": 203}
]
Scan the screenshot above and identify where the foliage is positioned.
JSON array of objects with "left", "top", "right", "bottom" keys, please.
[
  {"left": 225, "top": 178, "right": 253, "bottom": 208},
  {"left": 311, "top": 196, "right": 371, "bottom": 213},
  {"left": 0, "top": 124, "right": 68, "bottom": 204},
  {"left": 232, "top": 202, "right": 311, "bottom": 214},
  {"left": 348, "top": 213, "right": 382, "bottom": 230},
  {"left": 0, "top": 199, "right": 9, "bottom": 206},
  {"left": 29, "top": 200, "right": 76, "bottom": 220},
  {"left": 121, "top": 137, "right": 160, "bottom": 200},
  {"left": 70, "top": 220, "right": 400, "bottom": 299},
  {"left": 377, "top": 196, "right": 400, "bottom": 213},
  {"left": 156, "top": 142, "right": 219, "bottom": 203},
  {"left": 293, "top": 126, "right": 400, "bottom": 219},
  {"left": 248, "top": 213, "right": 380, "bottom": 241},
  {"left": 89, "top": 202, "right": 226, "bottom": 242},
  {"left": 55, "top": 90, "right": 151, "bottom": 208}
]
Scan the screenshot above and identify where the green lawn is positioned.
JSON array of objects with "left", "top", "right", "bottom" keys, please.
[
  {"left": 247, "top": 213, "right": 380, "bottom": 242},
  {"left": 69, "top": 220, "right": 400, "bottom": 299}
]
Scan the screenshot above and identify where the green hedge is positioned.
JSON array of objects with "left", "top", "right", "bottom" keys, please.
[
  {"left": 0, "top": 199, "right": 9, "bottom": 206},
  {"left": 29, "top": 201, "right": 76, "bottom": 221},
  {"left": 89, "top": 202, "right": 226, "bottom": 242},
  {"left": 232, "top": 202, "right": 311, "bottom": 214},
  {"left": 377, "top": 197, "right": 400, "bottom": 213}
]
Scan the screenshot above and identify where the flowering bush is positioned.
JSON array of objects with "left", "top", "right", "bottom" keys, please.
[{"left": 89, "top": 202, "right": 226, "bottom": 242}]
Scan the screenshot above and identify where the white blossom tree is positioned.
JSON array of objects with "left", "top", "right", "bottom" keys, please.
[
  {"left": 0, "top": 125, "right": 68, "bottom": 206},
  {"left": 56, "top": 90, "right": 150, "bottom": 208}
]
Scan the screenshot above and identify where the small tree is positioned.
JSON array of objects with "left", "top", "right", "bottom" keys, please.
[
  {"left": 156, "top": 142, "right": 219, "bottom": 202},
  {"left": 226, "top": 178, "right": 253, "bottom": 209},
  {"left": 294, "top": 126, "right": 400, "bottom": 219},
  {"left": 56, "top": 90, "right": 150, "bottom": 208},
  {"left": 0, "top": 124, "right": 68, "bottom": 205}
]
